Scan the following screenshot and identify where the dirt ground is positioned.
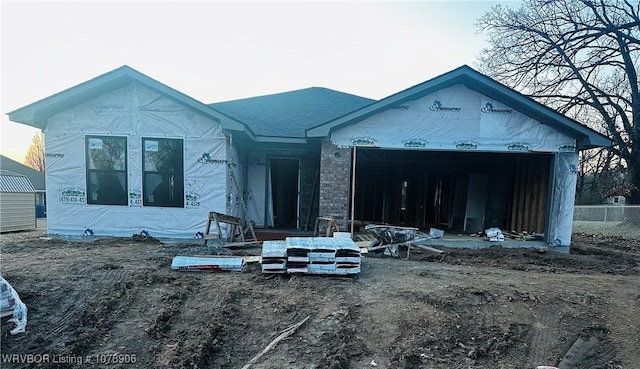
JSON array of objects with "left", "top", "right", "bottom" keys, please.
[{"left": 1, "top": 226, "right": 639, "bottom": 369}]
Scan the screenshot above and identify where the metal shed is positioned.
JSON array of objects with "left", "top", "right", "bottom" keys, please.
[{"left": 0, "top": 170, "right": 37, "bottom": 232}]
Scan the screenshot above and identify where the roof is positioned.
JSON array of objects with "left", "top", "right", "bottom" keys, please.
[
  {"left": 0, "top": 171, "right": 36, "bottom": 193},
  {"left": 209, "top": 87, "right": 374, "bottom": 139},
  {"left": 7, "top": 65, "right": 247, "bottom": 134},
  {"left": 7, "top": 64, "right": 611, "bottom": 149},
  {"left": 306, "top": 65, "right": 611, "bottom": 150},
  {"left": 0, "top": 155, "right": 45, "bottom": 191}
]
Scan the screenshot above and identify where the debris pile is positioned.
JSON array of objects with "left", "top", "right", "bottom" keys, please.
[
  {"left": 485, "top": 227, "right": 505, "bottom": 242},
  {"left": 363, "top": 224, "right": 443, "bottom": 258},
  {"left": 261, "top": 237, "right": 361, "bottom": 275},
  {"left": 472, "top": 228, "right": 544, "bottom": 242},
  {"left": 364, "top": 224, "right": 418, "bottom": 244}
]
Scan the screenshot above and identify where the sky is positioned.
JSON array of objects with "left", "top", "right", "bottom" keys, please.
[{"left": 1, "top": 0, "right": 521, "bottom": 163}]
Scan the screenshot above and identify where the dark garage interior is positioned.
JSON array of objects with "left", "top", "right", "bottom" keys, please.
[{"left": 352, "top": 148, "right": 553, "bottom": 234}]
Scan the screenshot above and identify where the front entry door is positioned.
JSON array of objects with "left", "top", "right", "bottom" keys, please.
[{"left": 269, "top": 158, "right": 300, "bottom": 228}]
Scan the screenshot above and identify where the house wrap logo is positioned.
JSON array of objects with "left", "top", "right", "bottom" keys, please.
[
  {"left": 186, "top": 192, "right": 200, "bottom": 208},
  {"left": 455, "top": 140, "right": 479, "bottom": 150},
  {"left": 352, "top": 137, "right": 376, "bottom": 146},
  {"left": 429, "top": 100, "right": 461, "bottom": 112},
  {"left": 557, "top": 143, "right": 577, "bottom": 152},
  {"left": 198, "top": 152, "right": 226, "bottom": 164},
  {"left": 507, "top": 142, "right": 530, "bottom": 151},
  {"left": 481, "top": 102, "right": 513, "bottom": 113},
  {"left": 129, "top": 191, "right": 142, "bottom": 207},
  {"left": 59, "top": 187, "right": 86, "bottom": 204},
  {"left": 403, "top": 139, "right": 427, "bottom": 148}
]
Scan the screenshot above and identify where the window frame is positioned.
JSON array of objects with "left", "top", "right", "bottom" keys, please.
[
  {"left": 142, "top": 137, "right": 185, "bottom": 208},
  {"left": 85, "top": 135, "right": 128, "bottom": 206}
]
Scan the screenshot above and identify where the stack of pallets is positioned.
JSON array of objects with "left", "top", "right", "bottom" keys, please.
[{"left": 261, "top": 237, "right": 361, "bottom": 275}]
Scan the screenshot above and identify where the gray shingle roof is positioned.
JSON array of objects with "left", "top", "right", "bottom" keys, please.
[
  {"left": 0, "top": 170, "right": 36, "bottom": 193},
  {"left": 209, "top": 87, "right": 375, "bottom": 138},
  {"left": 0, "top": 155, "right": 45, "bottom": 191}
]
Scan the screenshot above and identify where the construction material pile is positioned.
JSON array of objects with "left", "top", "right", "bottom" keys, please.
[
  {"left": 0, "top": 275, "right": 27, "bottom": 335},
  {"left": 262, "top": 237, "right": 361, "bottom": 275},
  {"left": 171, "top": 256, "right": 246, "bottom": 272}
]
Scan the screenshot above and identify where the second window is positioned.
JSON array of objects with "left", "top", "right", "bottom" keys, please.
[{"left": 143, "top": 138, "right": 184, "bottom": 207}]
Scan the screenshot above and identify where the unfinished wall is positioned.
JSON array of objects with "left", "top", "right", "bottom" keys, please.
[
  {"left": 319, "top": 141, "right": 352, "bottom": 230},
  {"left": 44, "top": 83, "right": 227, "bottom": 238},
  {"left": 508, "top": 155, "right": 550, "bottom": 234},
  {"left": 299, "top": 156, "right": 320, "bottom": 230}
]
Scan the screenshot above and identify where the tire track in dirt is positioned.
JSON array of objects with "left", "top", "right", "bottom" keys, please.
[
  {"left": 94, "top": 268, "right": 130, "bottom": 283},
  {"left": 602, "top": 279, "right": 640, "bottom": 367},
  {"left": 48, "top": 299, "right": 87, "bottom": 337},
  {"left": 525, "top": 307, "right": 560, "bottom": 367},
  {"left": 301, "top": 298, "right": 364, "bottom": 369},
  {"left": 48, "top": 266, "right": 131, "bottom": 339}
]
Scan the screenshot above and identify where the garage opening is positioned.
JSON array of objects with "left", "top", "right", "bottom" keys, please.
[
  {"left": 270, "top": 158, "right": 300, "bottom": 229},
  {"left": 352, "top": 149, "right": 552, "bottom": 234}
]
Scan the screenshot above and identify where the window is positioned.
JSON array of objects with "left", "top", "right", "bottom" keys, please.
[
  {"left": 86, "top": 136, "right": 128, "bottom": 205},
  {"left": 143, "top": 138, "right": 184, "bottom": 207}
]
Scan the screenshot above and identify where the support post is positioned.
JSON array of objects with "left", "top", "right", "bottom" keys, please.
[{"left": 350, "top": 145, "right": 357, "bottom": 238}]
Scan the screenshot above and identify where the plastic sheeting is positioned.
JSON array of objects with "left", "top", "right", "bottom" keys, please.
[
  {"left": 226, "top": 138, "right": 244, "bottom": 218},
  {"left": 0, "top": 275, "right": 27, "bottom": 335},
  {"left": 245, "top": 151, "right": 267, "bottom": 227},
  {"left": 548, "top": 152, "right": 579, "bottom": 246},
  {"left": 44, "top": 83, "right": 228, "bottom": 238},
  {"left": 331, "top": 84, "right": 576, "bottom": 153}
]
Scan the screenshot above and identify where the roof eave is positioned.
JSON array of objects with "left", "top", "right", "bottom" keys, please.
[
  {"left": 577, "top": 135, "right": 612, "bottom": 150},
  {"left": 7, "top": 66, "right": 248, "bottom": 134},
  {"left": 254, "top": 136, "right": 308, "bottom": 144},
  {"left": 8, "top": 73, "right": 133, "bottom": 129}
]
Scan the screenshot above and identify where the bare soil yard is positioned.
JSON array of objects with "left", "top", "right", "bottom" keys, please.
[{"left": 1, "top": 227, "right": 639, "bottom": 369}]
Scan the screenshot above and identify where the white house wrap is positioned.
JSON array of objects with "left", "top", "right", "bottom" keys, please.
[
  {"left": 548, "top": 152, "right": 579, "bottom": 245},
  {"left": 44, "top": 83, "right": 228, "bottom": 238},
  {"left": 331, "top": 85, "right": 576, "bottom": 152}
]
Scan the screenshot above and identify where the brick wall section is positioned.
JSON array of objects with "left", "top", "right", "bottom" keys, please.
[{"left": 319, "top": 141, "right": 352, "bottom": 231}]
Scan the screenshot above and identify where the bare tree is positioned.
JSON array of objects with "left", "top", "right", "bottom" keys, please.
[
  {"left": 477, "top": 0, "right": 640, "bottom": 203},
  {"left": 25, "top": 132, "right": 45, "bottom": 172},
  {"left": 577, "top": 148, "right": 631, "bottom": 203}
]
